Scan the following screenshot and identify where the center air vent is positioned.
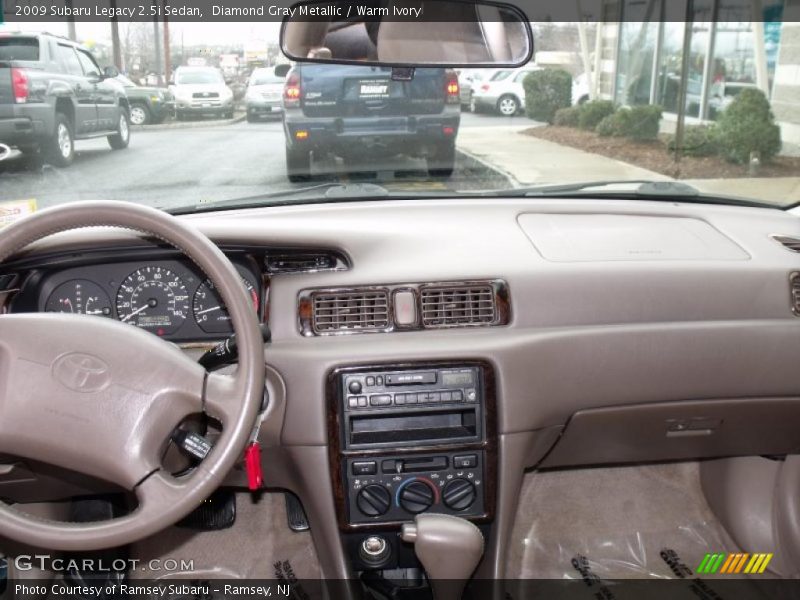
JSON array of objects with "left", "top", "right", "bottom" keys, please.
[
  {"left": 772, "top": 235, "right": 800, "bottom": 253},
  {"left": 420, "top": 284, "right": 497, "bottom": 328},
  {"left": 791, "top": 273, "right": 800, "bottom": 316},
  {"left": 312, "top": 289, "right": 390, "bottom": 333}
]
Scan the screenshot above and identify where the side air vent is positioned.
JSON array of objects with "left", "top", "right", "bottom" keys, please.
[
  {"left": 420, "top": 284, "right": 497, "bottom": 328},
  {"left": 791, "top": 273, "right": 800, "bottom": 316},
  {"left": 311, "top": 289, "right": 390, "bottom": 333},
  {"left": 0, "top": 274, "right": 17, "bottom": 291},
  {"left": 265, "top": 251, "right": 345, "bottom": 274},
  {"left": 772, "top": 235, "right": 800, "bottom": 253}
]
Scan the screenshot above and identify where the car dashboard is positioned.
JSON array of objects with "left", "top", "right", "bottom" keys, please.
[{"left": 1, "top": 197, "right": 799, "bottom": 580}]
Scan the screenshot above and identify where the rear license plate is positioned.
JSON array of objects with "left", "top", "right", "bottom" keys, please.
[
  {"left": 359, "top": 80, "right": 390, "bottom": 100},
  {"left": 202, "top": 103, "right": 211, "bottom": 108}
]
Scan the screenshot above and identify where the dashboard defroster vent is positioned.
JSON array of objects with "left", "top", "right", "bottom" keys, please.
[
  {"left": 791, "top": 273, "right": 800, "bottom": 316},
  {"left": 420, "top": 284, "right": 497, "bottom": 328},
  {"left": 312, "top": 289, "right": 390, "bottom": 333},
  {"left": 772, "top": 235, "right": 800, "bottom": 253}
]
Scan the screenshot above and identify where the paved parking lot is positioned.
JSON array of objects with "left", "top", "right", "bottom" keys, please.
[{"left": 0, "top": 110, "right": 523, "bottom": 211}]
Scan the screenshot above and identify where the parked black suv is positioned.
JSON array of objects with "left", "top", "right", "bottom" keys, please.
[
  {"left": 0, "top": 32, "right": 130, "bottom": 167},
  {"left": 282, "top": 64, "right": 460, "bottom": 182}
]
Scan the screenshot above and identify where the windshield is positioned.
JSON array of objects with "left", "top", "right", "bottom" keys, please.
[
  {"left": 175, "top": 69, "right": 224, "bottom": 85},
  {"left": 1, "top": 9, "right": 799, "bottom": 215}
]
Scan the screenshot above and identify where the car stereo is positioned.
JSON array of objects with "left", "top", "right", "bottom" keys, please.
[
  {"left": 340, "top": 366, "right": 483, "bottom": 450},
  {"left": 329, "top": 362, "right": 494, "bottom": 530}
]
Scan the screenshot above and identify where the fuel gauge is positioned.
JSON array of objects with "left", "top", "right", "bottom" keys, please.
[{"left": 45, "top": 280, "right": 113, "bottom": 317}]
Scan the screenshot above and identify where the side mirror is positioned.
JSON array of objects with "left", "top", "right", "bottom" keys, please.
[
  {"left": 103, "top": 65, "right": 119, "bottom": 79},
  {"left": 274, "top": 63, "right": 291, "bottom": 78}
]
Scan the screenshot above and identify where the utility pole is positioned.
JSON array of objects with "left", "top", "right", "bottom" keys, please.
[
  {"left": 153, "top": 13, "right": 162, "bottom": 85},
  {"left": 163, "top": 13, "right": 172, "bottom": 84},
  {"left": 673, "top": 0, "right": 694, "bottom": 164},
  {"left": 65, "top": 0, "right": 77, "bottom": 40},
  {"left": 110, "top": 0, "right": 122, "bottom": 71}
]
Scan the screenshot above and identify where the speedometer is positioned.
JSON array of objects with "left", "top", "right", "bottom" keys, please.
[{"left": 115, "top": 266, "right": 189, "bottom": 336}]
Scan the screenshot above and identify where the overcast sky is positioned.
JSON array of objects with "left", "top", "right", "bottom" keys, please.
[{"left": 0, "top": 21, "right": 282, "bottom": 46}]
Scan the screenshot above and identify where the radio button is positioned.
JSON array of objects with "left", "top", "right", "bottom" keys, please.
[
  {"left": 376, "top": 376, "right": 384, "bottom": 385},
  {"left": 366, "top": 376, "right": 375, "bottom": 386},
  {"left": 404, "top": 393, "right": 418, "bottom": 404},
  {"left": 466, "top": 389, "right": 477, "bottom": 402},
  {"left": 394, "top": 394, "right": 405, "bottom": 405},
  {"left": 370, "top": 394, "right": 392, "bottom": 406},
  {"left": 348, "top": 396, "right": 358, "bottom": 408},
  {"left": 358, "top": 396, "right": 368, "bottom": 407},
  {"left": 440, "top": 391, "right": 452, "bottom": 402},
  {"left": 348, "top": 380, "right": 363, "bottom": 394},
  {"left": 452, "top": 390, "right": 464, "bottom": 401}
]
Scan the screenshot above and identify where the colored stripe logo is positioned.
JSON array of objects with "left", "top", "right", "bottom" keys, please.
[{"left": 696, "top": 552, "right": 773, "bottom": 574}]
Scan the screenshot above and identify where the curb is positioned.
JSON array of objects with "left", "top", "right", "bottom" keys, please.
[
  {"left": 456, "top": 145, "right": 522, "bottom": 188},
  {"left": 134, "top": 113, "right": 247, "bottom": 132}
]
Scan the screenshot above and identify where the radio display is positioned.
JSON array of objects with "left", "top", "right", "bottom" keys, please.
[{"left": 442, "top": 371, "right": 474, "bottom": 386}]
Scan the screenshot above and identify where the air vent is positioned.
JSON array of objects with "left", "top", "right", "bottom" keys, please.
[
  {"left": 312, "top": 289, "right": 390, "bottom": 333},
  {"left": 266, "top": 252, "right": 342, "bottom": 273},
  {"left": 792, "top": 273, "right": 800, "bottom": 316},
  {"left": 772, "top": 235, "right": 800, "bottom": 253},
  {"left": 420, "top": 284, "right": 497, "bottom": 328},
  {"left": 0, "top": 274, "right": 17, "bottom": 290}
]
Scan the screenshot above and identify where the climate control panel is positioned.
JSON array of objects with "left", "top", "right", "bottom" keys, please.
[{"left": 345, "top": 450, "right": 485, "bottom": 525}]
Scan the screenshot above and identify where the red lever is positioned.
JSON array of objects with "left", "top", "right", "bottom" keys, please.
[{"left": 244, "top": 442, "right": 263, "bottom": 490}]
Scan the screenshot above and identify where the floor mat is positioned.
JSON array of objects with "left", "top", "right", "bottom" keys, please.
[
  {"left": 506, "top": 462, "right": 749, "bottom": 580},
  {"left": 131, "top": 491, "right": 321, "bottom": 581}
]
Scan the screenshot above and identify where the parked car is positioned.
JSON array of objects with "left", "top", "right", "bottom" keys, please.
[
  {"left": 469, "top": 66, "right": 541, "bottom": 115},
  {"left": 457, "top": 68, "right": 494, "bottom": 111},
  {"left": 115, "top": 74, "right": 173, "bottom": 125},
  {"left": 572, "top": 72, "right": 591, "bottom": 105},
  {"left": 245, "top": 67, "right": 286, "bottom": 122},
  {"left": 282, "top": 64, "right": 461, "bottom": 182},
  {"left": 709, "top": 81, "right": 759, "bottom": 118},
  {"left": 170, "top": 66, "right": 234, "bottom": 120},
  {"left": 0, "top": 31, "right": 131, "bottom": 167}
]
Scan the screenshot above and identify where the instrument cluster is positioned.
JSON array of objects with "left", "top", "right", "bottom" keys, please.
[{"left": 33, "top": 259, "right": 261, "bottom": 342}]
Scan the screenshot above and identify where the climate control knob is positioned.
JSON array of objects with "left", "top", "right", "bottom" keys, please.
[
  {"left": 356, "top": 484, "right": 391, "bottom": 517},
  {"left": 399, "top": 480, "right": 435, "bottom": 514},
  {"left": 442, "top": 478, "right": 477, "bottom": 511}
]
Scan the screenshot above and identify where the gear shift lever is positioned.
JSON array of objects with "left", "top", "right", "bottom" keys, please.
[{"left": 401, "top": 514, "right": 484, "bottom": 600}]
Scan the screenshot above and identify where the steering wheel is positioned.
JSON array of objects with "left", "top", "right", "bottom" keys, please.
[{"left": 0, "top": 201, "right": 265, "bottom": 550}]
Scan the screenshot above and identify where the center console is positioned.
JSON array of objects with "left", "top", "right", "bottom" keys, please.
[{"left": 326, "top": 361, "right": 496, "bottom": 570}]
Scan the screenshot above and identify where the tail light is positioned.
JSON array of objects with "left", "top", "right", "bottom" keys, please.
[
  {"left": 11, "top": 68, "right": 29, "bottom": 104},
  {"left": 445, "top": 70, "right": 459, "bottom": 104},
  {"left": 284, "top": 71, "right": 301, "bottom": 108}
]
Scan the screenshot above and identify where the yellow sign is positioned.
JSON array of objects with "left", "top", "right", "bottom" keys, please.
[{"left": 0, "top": 199, "right": 37, "bottom": 229}]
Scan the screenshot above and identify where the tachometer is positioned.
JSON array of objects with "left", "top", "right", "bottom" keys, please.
[
  {"left": 115, "top": 266, "right": 189, "bottom": 336},
  {"left": 45, "top": 280, "right": 113, "bottom": 317},
  {"left": 193, "top": 277, "right": 258, "bottom": 334}
]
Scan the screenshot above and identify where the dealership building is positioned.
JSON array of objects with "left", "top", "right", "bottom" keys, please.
[{"left": 584, "top": 0, "right": 800, "bottom": 144}]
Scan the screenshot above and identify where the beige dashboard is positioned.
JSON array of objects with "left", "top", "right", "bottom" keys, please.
[{"left": 2, "top": 197, "right": 800, "bottom": 578}]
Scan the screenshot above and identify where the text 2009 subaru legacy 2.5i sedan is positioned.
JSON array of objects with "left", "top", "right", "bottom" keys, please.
[{"left": 1, "top": 2, "right": 800, "bottom": 599}]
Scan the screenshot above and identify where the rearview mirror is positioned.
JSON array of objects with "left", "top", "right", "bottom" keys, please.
[{"left": 280, "top": 0, "right": 532, "bottom": 67}]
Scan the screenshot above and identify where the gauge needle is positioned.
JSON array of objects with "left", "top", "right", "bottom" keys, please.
[
  {"left": 121, "top": 301, "right": 154, "bottom": 322},
  {"left": 196, "top": 305, "right": 222, "bottom": 315}
]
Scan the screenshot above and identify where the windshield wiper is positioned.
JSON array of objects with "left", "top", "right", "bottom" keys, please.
[
  {"left": 167, "top": 182, "right": 393, "bottom": 215},
  {"left": 497, "top": 180, "right": 774, "bottom": 209}
]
